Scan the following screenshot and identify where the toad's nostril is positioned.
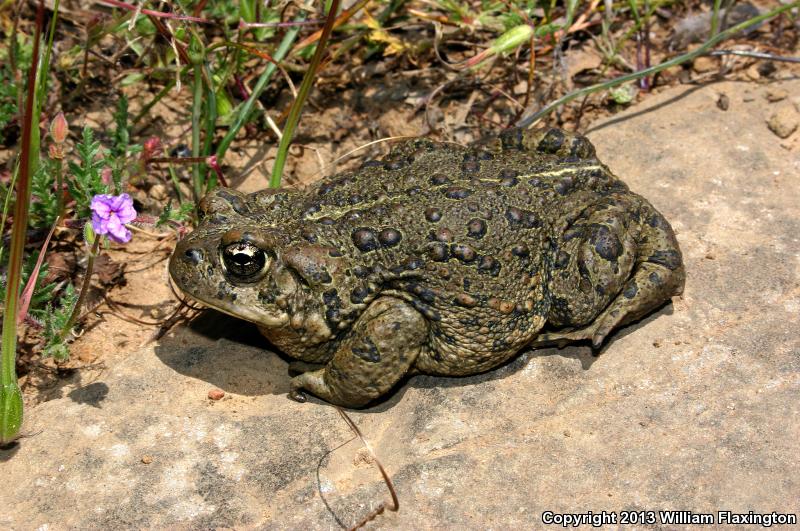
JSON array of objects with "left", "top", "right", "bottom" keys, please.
[{"left": 184, "top": 248, "right": 204, "bottom": 264}]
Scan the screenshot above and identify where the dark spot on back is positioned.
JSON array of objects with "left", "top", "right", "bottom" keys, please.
[
  {"left": 425, "top": 207, "right": 442, "bottom": 222},
  {"left": 555, "top": 176, "right": 574, "bottom": 195},
  {"left": 506, "top": 207, "right": 523, "bottom": 224},
  {"left": 512, "top": 244, "right": 530, "bottom": 259},
  {"left": 461, "top": 161, "right": 480, "bottom": 173},
  {"left": 478, "top": 255, "right": 502, "bottom": 276},
  {"left": 435, "top": 227, "right": 454, "bottom": 242},
  {"left": 506, "top": 207, "right": 541, "bottom": 228},
  {"left": 352, "top": 228, "right": 379, "bottom": 252},
  {"left": 301, "top": 229, "right": 317, "bottom": 243},
  {"left": 538, "top": 128, "right": 566, "bottom": 153},
  {"left": 429, "top": 242, "right": 450, "bottom": 262},
  {"left": 378, "top": 228, "right": 403, "bottom": 247},
  {"left": 467, "top": 218, "right": 487, "bottom": 239},
  {"left": 499, "top": 168, "right": 519, "bottom": 187},
  {"left": 430, "top": 173, "right": 450, "bottom": 186},
  {"left": 450, "top": 244, "right": 477, "bottom": 262},
  {"left": 384, "top": 159, "right": 407, "bottom": 170},
  {"left": 322, "top": 289, "right": 340, "bottom": 307},
  {"left": 445, "top": 186, "right": 472, "bottom": 200}
]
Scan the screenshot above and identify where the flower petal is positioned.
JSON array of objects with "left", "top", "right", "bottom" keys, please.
[
  {"left": 90, "top": 194, "right": 112, "bottom": 218},
  {"left": 108, "top": 225, "right": 132, "bottom": 244},
  {"left": 91, "top": 212, "right": 109, "bottom": 235},
  {"left": 116, "top": 194, "right": 137, "bottom": 223},
  {"left": 106, "top": 213, "right": 132, "bottom": 243}
]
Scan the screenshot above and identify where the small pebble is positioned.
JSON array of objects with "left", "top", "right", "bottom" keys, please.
[
  {"left": 716, "top": 94, "right": 729, "bottom": 111},
  {"left": 765, "top": 88, "right": 788, "bottom": 103},
  {"left": 766, "top": 103, "right": 799, "bottom": 139},
  {"left": 141, "top": 455, "right": 153, "bottom": 464},
  {"left": 208, "top": 388, "right": 225, "bottom": 400}
]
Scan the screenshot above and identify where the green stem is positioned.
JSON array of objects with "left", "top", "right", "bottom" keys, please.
[
  {"left": 191, "top": 63, "right": 204, "bottom": 202},
  {"left": 1, "top": 0, "right": 46, "bottom": 444},
  {"left": 215, "top": 17, "right": 304, "bottom": 163},
  {"left": 710, "top": 0, "right": 723, "bottom": 37},
  {"left": 516, "top": 3, "right": 798, "bottom": 128},
  {"left": 166, "top": 161, "right": 185, "bottom": 204},
  {"left": 0, "top": 166, "right": 19, "bottom": 266},
  {"left": 269, "top": 1, "right": 340, "bottom": 188},
  {"left": 58, "top": 238, "right": 101, "bottom": 340},
  {"left": 202, "top": 64, "right": 218, "bottom": 190},
  {"left": 37, "top": 0, "right": 60, "bottom": 100},
  {"left": 55, "top": 160, "right": 65, "bottom": 218}
]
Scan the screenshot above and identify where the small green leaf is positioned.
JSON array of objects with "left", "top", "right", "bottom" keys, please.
[
  {"left": 120, "top": 73, "right": 146, "bottom": 87},
  {"left": 84, "top": 222, "right": 96, "bottom": 244},
  {"left": 610, "top": 83, "right": 637, "bottom": 104},
  {"left": 0, "top": 382, "right": 23, "bottom": 444},
  {"left": 490, "top": 24, "right": 534, "bottom": 56}
]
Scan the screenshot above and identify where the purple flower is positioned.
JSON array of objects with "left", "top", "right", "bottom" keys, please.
[{"left": 90, "top": 193, "right": 137, "bottom": 243}]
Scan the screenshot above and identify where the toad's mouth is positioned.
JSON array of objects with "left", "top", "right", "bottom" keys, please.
[{"left": 173, "top": 282, "right": 292, "bottom": 328}]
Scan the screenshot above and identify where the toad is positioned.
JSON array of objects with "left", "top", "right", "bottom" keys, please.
[{"left": 169, "top": 128, "right": 684, "bottom": 407}]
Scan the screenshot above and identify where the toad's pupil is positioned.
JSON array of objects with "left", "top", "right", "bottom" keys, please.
[{"left": 231, "top": 249, "right": 254, "bottom": 264}]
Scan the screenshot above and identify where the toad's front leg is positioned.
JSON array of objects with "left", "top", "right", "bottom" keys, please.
[{"left": 289, "top": 296, "right": 428, "bottom": 408}]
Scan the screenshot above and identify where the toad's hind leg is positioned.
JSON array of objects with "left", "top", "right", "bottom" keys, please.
[
  {"left": 289, "top": 297, "right": 428, "bottom": 408},
  {"left": 536, "top": 195, "right": 685, "bottom": 349}
]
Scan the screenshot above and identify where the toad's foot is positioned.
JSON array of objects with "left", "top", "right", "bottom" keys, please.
[{"left": 289, "top": 296, "right": 428, "bottom": 408}]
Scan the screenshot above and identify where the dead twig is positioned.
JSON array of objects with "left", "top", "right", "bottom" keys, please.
[{"left": 335, "top": 407, "right": 399, "bottom": 530}]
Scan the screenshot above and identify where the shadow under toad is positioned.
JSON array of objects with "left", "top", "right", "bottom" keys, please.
[{"left": 154, "top": 303, "right": 673, "bottom": 412}]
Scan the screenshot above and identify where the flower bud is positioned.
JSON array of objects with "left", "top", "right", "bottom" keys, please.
[
  {"left": 142, "top": 136, "right": 163, "bottom": 166},
  {"left": 50, "top": 112, "right": 69, "bottom": 144}
]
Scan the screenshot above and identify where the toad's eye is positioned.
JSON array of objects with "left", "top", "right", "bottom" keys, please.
[{"left": 221, "top": 242, "right": 268, "bottom": 281}]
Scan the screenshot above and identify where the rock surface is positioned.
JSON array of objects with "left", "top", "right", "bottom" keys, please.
[{"left": 2, "top": 80, "right": 799, "bottom": 529}]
